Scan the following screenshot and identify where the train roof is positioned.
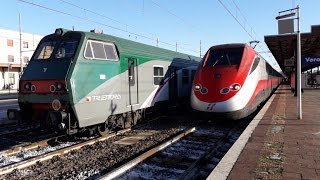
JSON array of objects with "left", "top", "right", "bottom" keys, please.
[
  {"left": 209, "top": 43, "right": 247, "bottom": 49},
  {"left": 56, "top": 29, "right": 202, "bottom": 62}
]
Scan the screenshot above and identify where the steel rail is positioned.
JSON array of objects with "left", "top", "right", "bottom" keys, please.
[
  {"left": 0, "top": 134, "right": 65, "bottom": 157},
  {"left": 0, "top": 128, "right": 130, "bottom": 176},
  {"left": 100, "top": 127, "right": 196, "bottom": 180}
]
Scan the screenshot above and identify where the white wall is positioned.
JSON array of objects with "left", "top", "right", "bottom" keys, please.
[{"left": 0, "top": 28, "right": 43, "bottom": 90}]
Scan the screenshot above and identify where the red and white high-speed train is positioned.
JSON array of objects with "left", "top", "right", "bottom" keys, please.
[{"left": 190, "top": 43, "right": 283, "bottom": 120}]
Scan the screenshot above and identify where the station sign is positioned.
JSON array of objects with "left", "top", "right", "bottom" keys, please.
[{"left": 303, "top": 56, "right": 320, "bottom": 65}]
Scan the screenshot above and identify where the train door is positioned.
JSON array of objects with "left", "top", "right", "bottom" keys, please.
[
  {"left": 127, "top": 57, "right": 139, "bottom": 106},
  {"left": 168, "top": 66, "right": 178, "bottom": 103}
]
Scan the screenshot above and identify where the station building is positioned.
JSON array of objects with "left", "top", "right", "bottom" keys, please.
[{"left": 0, "top": 28, "right": 43, "bottom": 90}]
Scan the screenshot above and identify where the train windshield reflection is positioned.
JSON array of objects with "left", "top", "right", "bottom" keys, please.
[
  {"left": 55, "top": 40, "right": 78, "bottom": 59},
  {"left": 204, "top": 47, "right": 244, "bottom": 66},
  {"left": 33, "top": 40, "right": 79, "bottom": 60},
  {"left": 33, "top": 41, "right": 57, "bottom": 60}
]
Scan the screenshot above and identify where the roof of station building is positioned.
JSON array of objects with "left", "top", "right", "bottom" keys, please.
[{"left": 264, "top": 25, "right": 320, "bottom": 74}]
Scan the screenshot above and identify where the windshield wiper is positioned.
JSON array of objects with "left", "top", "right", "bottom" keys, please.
[{"left": 212, "top": 55, "right": 224, "bottom": 67}]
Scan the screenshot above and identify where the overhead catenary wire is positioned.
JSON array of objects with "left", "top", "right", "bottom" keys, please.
[
  {"left": 17, "top": 0, "right": 199, "bottom": 54},
  {"left": 217, "top": 0, "right": 279, "bottom": 68}
]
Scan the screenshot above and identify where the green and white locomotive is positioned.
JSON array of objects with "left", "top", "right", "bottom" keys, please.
[{"left": 8, "top": 28, "right": 201, "bottom": 134}]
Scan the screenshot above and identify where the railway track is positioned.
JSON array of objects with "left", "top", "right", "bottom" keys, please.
[
  {"left": 0, "top": 110, "right": 251, "bottom": 179},
  {"left": 0, "top": 129, "right": 130, "bottom": 176},
  {"left": 0, "top": 115, "right": 186, "bottom": 179},
  {"left": 101, "top": 120, "right": 249, "bottom": 179},
  {"left": 0, "top": 123, "right": 30, "bottom": 136},
  {"left": 0, "top": 125, "right": 59, "bottom": 152}
]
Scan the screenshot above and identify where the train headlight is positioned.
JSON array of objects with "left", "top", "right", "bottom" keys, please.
[
  {"left": 54, "top": 28, "right": 63, "bottom": 37},
  {"left": 230, "top": 83, "right": 241, "bottom": 91},
  {"left": 220, "top": 87, "right": 230, "bottom": 94},
  {"left": 56, "top": 83, "right": 62, "bottom": 90},
  {"left": 24, "top": 82, "right": 32, "bottom": 91},
  {"left": 194, "top": 84, "right": 202, "bottom": 91},
  {"left": 51, "top": 82, "right": 65, "bottom": 92},
  {"left": 55, "top": 82, "right": 65, "bottom": 91}
]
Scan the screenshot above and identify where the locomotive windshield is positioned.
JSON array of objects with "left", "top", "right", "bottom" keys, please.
[
  {"left": 54, "top": 40, "right": 78, "bottom": 59},
  {"left": 33, "top": 37, "right": 79, "bottom": 60},
  {"left": 204, "top": 47, "right": 244, "bottom": 67},
  {"left": 33, "top": 41, "right": 57, "bottom": 60}
]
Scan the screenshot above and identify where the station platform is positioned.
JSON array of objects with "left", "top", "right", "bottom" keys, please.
[{"left": 209, "top": 85, "right": 320, "bottom": 179}]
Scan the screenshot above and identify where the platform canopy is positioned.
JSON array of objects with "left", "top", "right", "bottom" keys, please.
[{"left": 265, "top": 25, "right": 320, "bottom": 75}]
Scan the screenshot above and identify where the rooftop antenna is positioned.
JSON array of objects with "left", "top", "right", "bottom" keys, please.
[{"left": 249, "top": 40, "right": 260, "bottom": 49}]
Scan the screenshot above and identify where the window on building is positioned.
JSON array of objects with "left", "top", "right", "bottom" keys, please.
[
  {"left": 23, "top": 56, "right": 29, "bottom": 63},
  {"left": 23, "top": 41, "right": 28, "bottom": 48},
  {"left": 7, "top": 39, "right": 13, "bottom": 47},
  {"left": 84, "top": 40, "right": 119, "bottom": 61},
  {"left": 9, "top": 73, "right": 15, "bottom": 85},
  {"left": 153, "top": 66, "right": 164, "bottom": 85},
  {"left": 8, "top": 55, "right": 14, "bottom": 62}
]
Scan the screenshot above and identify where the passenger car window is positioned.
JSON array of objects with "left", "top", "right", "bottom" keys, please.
[
  {"left": 153, "top": 66, "right": 164, "bottom": 85},
  {"left": 182, "top": 69, "right": 189, "bottom": 84}
]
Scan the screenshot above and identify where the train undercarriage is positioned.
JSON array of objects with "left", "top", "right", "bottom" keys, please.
[{"left": 7, "top": 103, "right": 145, "bottom": 136}]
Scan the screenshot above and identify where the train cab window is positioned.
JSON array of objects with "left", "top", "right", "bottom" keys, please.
[
  {"left": 91, "top": 42, "right": 106, "bottom": 59},
  {"left": 182, "top": 69, "right": 189, "bottom": 84},
  {"left": 85, "top": 42, "right": 93, "bottom": 58},
  {"left": 153, "top": 66, "right": 164, "bottom": 85},
  {"left": 250, "top": 57, "right": 260, "bottom": 74},
  {"left": 104, "top": 44, "right": 117, "bottom": 60},
  {"left": 34, "top": 41, "right": 56, "bottom": 60},
  {"left": 84, "top": 40, "right": 119, "bottom": 61},
  {"left": 204, "top": 47, "right": 243, "bottom": 67},
  {"left": 55, "top": 40, "right": 78, "bottom": 59}
]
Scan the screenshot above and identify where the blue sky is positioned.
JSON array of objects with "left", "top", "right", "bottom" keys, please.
[{"left": 0, "top": 0, "right": 319, "bottom": 67}]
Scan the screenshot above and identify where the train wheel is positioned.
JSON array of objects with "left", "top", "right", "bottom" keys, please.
[{"left": 97, "top": 121, "right": 109, "bottom": 136}]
